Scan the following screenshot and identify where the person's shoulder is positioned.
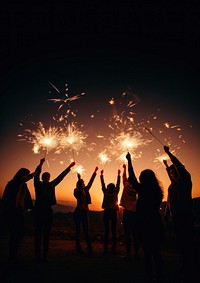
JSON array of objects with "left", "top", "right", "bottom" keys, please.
[{"left": 5, "top": 180, "right": 14, "bottom": 188}]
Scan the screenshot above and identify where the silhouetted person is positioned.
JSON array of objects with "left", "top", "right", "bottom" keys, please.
[
  {"left": 33, "top": 158, "right": 75, "bottom": 263},
  {"left": 162, "top": 160, "right": 173, "bottom": 224},
  {"left": 100, "top": 169, "right": 121, "bottom": 254},
  {"left": 1, "top": 167, "right": 36, "bottom": 265},
  {"left": 163, "top": 146, "right": 197, "bottom": 283},
  {"left": 73, "top": 167, "right": 98, "bottom": 256},
  {"left": 126, "top": 152, "right": 164, "bottom": 283},
  {"left": 120, "top": 164, "right": 140, "bottom": 261}
]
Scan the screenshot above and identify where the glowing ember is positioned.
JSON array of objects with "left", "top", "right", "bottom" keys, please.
[{"left": 109, "top": 98, "right": 115, "bottom": 105}]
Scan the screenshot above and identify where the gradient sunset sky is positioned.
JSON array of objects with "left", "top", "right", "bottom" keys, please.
[{"left": 0, "top": 2, "right": 199, "bottom": 210}]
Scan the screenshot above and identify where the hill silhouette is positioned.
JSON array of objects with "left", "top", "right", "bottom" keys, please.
[{"left": 52, "top": 203, "right": 76, "bottom": 214}]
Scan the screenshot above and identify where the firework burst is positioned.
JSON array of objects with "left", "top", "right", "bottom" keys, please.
[{"left": 48, "top": 82, "right": 85, "bottom": 122}]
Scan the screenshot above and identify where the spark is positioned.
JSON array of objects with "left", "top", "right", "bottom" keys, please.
[
  {"left": 73, "top": 164, "right": 85, "bottom": 175},
  {"left": 171, "top": 125, "right": 180, "bottom": 129},
  {"left": 48, "top": 82, "right": 60, "bottom": 93},
  {"left": 127, "top": 100, "right": 137, "bottom": 108},
  {"left": 48, "top": 82, "right": 85, "bottom": 112},
  {"left": 109, "top": 98, "right": 115, "bottom": 105},
  {"left": 164, "top": 122, "right": 170, "bottom": 128},
  {"left": 154, "top": 153, "right": 170, "bottom": 164},
  {"left": 98, "top": 152, "right": 111, "bottom": 165}
]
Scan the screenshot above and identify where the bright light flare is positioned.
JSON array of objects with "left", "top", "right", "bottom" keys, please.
[
  {"left": 18, "top": 122, "right": 61, "bottom": 155},
  {"left": 73, "top": 164, "right": 85, "bottom": 175},
  {"left": 115, "top": 132, "right": 148, "bottom": 151},
  {"left": 98, "top": 152, "right": 111, "bottom": 165},
  {"left": 109, "top": 131, "right": 151, "bottom": 161},
  {"left": 59, "top": 123, "right": 87, "bottom": 153}
]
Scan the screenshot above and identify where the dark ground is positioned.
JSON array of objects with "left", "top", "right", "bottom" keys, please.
[{"left": 0, "top": 211, "right": 200, "bottom": 283}]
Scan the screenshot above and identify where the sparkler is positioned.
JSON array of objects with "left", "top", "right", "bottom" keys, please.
[
  {"left": 18, "top": 122, "right": 61, "bottom": 157},
  {"left": 109, "top": 131, "right": 151, "bottom": 161},
  {"left": 72, "top": 164, "right": 85, "bottom": 176},
  {"left": 144, "top": 126, "right": 165, "bottom": 146},
  {"left": 59, "top": 123, "right": 88, "bottom": 160},
  {"left": 105, "top": 91, "right": 152, "bottom": 162},
  {"left": 98, "top": 152, "right": 111, "bottom": 166}
]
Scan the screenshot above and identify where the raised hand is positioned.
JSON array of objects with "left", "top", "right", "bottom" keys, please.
[
  {"left": 163, "top": 159, "right": 168, "bottom": 167},
  {"left": 69, "top": 161, "right": 75, "bottom": 168},
  {"left": 164, "top": 146, "right": 170, "bottom": 153},
  {"left": 40, "top": 158, "right": 45, "bottom": 165},
  {"left": 126, "top": 152, "right": 131, "bottom": 160}
]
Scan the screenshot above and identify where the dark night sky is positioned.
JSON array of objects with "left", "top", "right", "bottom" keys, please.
[{"left": 0, "top": 1, "right": 200, "bottom": 209}]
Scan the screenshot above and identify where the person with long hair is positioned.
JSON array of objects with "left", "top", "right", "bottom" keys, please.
[
  {"left": 126, "top": 152, "right": 164, "bottom": 283},
  {"left": 1, "top": 167, "right": 36, "bottom": 265},
  {"left": 120, "top": 163, "right": 140, "bottom": 261}
]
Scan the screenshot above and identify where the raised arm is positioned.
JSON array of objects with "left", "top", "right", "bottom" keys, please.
[
  {"left": 116, "top": 169, "right": 121, "bottom": 193},
  {"left": 86, "top": 166, "right": 98, "bottom": 190},
  {"left": 74, "top": 173, "right": 82, "bottom": 197},
  {"left": 100, "top": 170, "right": 106, "bottom": 191},
  {"left": 126, "top": 152, "right": 139, "bottom": 189},
  {"left": 164, "top": 146, "right": 189, "bottom": 177},
  {"left": 52, "top": 161, "right": 75, "bottom": 186},
  {"left": 77, "top": 173, "right": 81, "bottom": 181},
  {"left": 34, "top": 158, "right": 45, "bottom": 185},
  {"left": 122, "top": 164, "right": 127, "bottom": 183},
  {"left": 163, "top": 159, "right": 173, "bottom": 182}
]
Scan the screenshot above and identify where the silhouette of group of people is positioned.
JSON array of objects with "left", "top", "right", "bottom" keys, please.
[{"left": 1, "top": 145, "right": 198, "bottom": 283}]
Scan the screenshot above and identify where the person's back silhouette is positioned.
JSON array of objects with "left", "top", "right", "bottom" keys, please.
[
  {"left": 73, "top": 166, "right": 98, "bottom": 256},
  {"left": 100, "top": 169, "right": 121, "bottom": 254},
  {"left": 163, "top": 145, "right": 197, "bottom": 282},
  {"left": 1, "top": 166, "right": 36, "bottom": 264},
  {"left": 120, "top": 163, "right": 140, "bottom": 261},
  {"left": 33, "top": 158, "right": 75, "bottom": 262},
  {"left": 126, "top": 152, "right": 164, "bottom": 283}
]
